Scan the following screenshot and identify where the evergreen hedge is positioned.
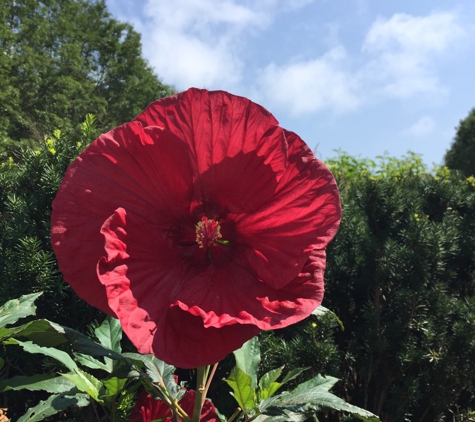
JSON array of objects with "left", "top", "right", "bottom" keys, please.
[{"left": 1, "top": 131, "right": 475, "bottom": 421}]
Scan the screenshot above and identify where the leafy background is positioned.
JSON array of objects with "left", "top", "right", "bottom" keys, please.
[{"left": 1, "top": 0, "right": 475, "bottom": 421}]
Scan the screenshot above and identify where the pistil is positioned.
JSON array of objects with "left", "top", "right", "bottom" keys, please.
[{"left": 195, "top": 216, "right": 223, "bottom": 249}]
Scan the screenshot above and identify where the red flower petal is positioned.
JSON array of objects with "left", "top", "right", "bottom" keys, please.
[
  {"left": 52, "top": 88, "right": 341, "bottom": 368},
  {"left": 230, "top": 130, "right": 341, "bottom": 289},
  {"left": 97, "top": 207, "right": 260, "bottom": 367},
  {"left": 52, "top": 122, "right": 194, "bottom": 314}
]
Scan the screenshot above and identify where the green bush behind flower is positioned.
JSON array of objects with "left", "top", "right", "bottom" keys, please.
[{"left": 1, "top": 124, "right": 475, "bottom": 421}]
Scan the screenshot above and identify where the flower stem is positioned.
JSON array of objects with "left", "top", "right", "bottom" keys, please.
[
  {"left": 192, "top": 366, "right": 207, "bottom": 422},
  {"left": 202, "top": 362, "right": 219, "bottom": 407}
]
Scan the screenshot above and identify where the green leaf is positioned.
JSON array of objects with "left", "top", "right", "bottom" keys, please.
[
  {"left": 291, "top": 375, "right": 339, "bottom": 394},
  {"left": 122, "top": 353, "right": 180, "bottom": 399},
  {"left": 103, "top": 376, "right": 127, "bottom": 398},
  {"left": 311, "top": 306, "right": 344, "bottom": 331},
  {"left": 259, "top": 367, "right": 283, "bottom": 391},
  {"left": 13, "top": 340, "right": 78, "bottom": 372},
  {"left": 17, "top": 391, "right": 90, "bottom": 422},
  {"left": 74, "top": 352, "right": 110, "bottom": 372},
  {"left": 224, "top": 366, "right": 256, "bottom": 412},
  {"left": 0, "top": 374, "right": 75, "bottom": 393},
  {"left": 95, "top": 315, "right": 122, "bottom": 353},
  {"left": 61, "top": 369, "right": 103, "bottom": 403},
  {"left": 260, "top": 375, "right": 378, "bottom": 420},
  {"left": 1, "top": 319, "right": 66, "bottom": 345},
  {"left": 259, "top": 367, "right": 284, "bottom": 400},
  {"left": 0, "top": 292, "right": 42, "bottom": 328},
  {"left": 281, "top": 367, "right": 309, "bottom": 385},
  {"left": 93, "top": 316, "right": 122, "bottom": 372},
  {"left": 233, "top": 336, "right": 260, "bottom": 389}
]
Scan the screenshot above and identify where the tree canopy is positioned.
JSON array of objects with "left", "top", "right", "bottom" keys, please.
[
  {"left": 444, "top": 107, "right": 475, "bottom": 176},
  {"left": 0, "top": 0, "right": 174, "bottom": 147}
]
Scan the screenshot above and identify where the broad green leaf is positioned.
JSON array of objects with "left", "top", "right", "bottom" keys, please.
[
  {"left": 233, "top": 336, "right": 260, "bottom": 389},
  {"left": 259, "top": 367, "right": 283, "bottom": 391},
  {"left": 14, "top": 340, "right": 78, "bottom": 372},
  {"left": 123, "top": 353, "right": 180, "bottom": 399},
  {"left": 311, "top": 306, "right": 344, "bottom": 331},
  {"left": 0, "top": 374, "right": 75, "bottom": 393},
  {"left": 259, "top": 367, "right": 284, "bottom": 400},
  {"left": 260, "top": 381, "right": 283, "bottom": 401},
  {"left": 54, "top": 322, "right": 125, "bottom": 361},
  {"left": 0, "top": 292, "right": 42, "bottom": 328},
  {"left": 224, "top": 366, "right": 256, "bottom": 411},
  {"left": 94, "top": 316, "right": 122, "bottom": 372},
  {"left": 0, "top": 327, "right": 13, "bottom": 341},
  {"left": 291, "top": 375, "right": 339, "bottom": 394},
  {"left": 95, "top": 316, "right": 122, "bottom": 352},
  {"left": 1, "top": 319, "right": 66, "bottom": 346},
  {"left": 17, "top": 391, "right": 90, "bottom": 422},
  {"left": 74, "top": 352, "right": 110, "bottom": 372},
  {"left": 61, "top": 369, "right": 103, "bottom": 403},
  {"left": 260, "top": 375, "right": 379, "bottom": 420},
  {"left": 103, "top": 377, "right": 127, "bottom": 398},
  {"left": 281, "top": 367, "right": 309, "bottom": 385}
]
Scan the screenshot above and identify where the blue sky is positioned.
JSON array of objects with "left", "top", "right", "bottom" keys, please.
[{"left": 105, "top": 0, "right": 475, "bottom": 167}]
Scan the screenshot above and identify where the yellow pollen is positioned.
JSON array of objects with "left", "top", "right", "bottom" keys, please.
[{"left": 195, "top": 217, "right": 223, "bottom": 249}]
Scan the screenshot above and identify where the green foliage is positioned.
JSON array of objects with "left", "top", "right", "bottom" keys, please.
[
  {"left": 445, "top": 107, "right": 475, "bottom": 176},
  {"left": 0, "top": 114, "right": 100, "bottom": 327},
  {"left": 224, "top": 336, "right": 378, "bottom": 422},
  {"left": 0, "top": 0, "right": 174, "bottom": 151},
  {"left": 324, "top": 157, "right": 475, "bottom": 421},
  {"left": 0, "top": 294, "right": 173, "bottom": 421}
]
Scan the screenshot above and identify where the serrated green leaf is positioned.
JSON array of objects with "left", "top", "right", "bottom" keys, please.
[
  {"left": 292, "top": 375, "right": 339, "bottom": 394},
  {"left": 54, "top": 322, "right": 125, "bottom": 361},
  {"left": 95, "top": 316, "right": 122, "bottom": 352},
  {"left": 14, "top": 340, "right": 78, "bottom": 372},
  {"left": 259, "top": 367, "right": 284, "bottom": 400},
  {"left": 93, "top": 316, "right": 122, "bottom": 372},
  {"left": 17, "top": 391, "right": 90, "bottom": 422},
  {"left": 0, "top": 292, "right": 42, "bottom": 328},
  {"left": 233, "top": 336, "right": 260, "bottom": 389},
  {"left": 74, "top": 352, "right": 110, "bottom": 372},
  {"left": 1, "top": 319, "right": 65, "bottom": 346},
  {"left": 224, "top": 366, "right": 256, "bottom": 411},
  {"left": 122, "top": 353, "right": 180, "bottom": 399},
  {"left": 281, "top": 367, "right": 309, "bottom": 385},
  {"left": 259, "top": 367, "right": 283, "bottom": 391},
  {"left": 0, "top": 374, "right": 75, "bottom": 393},
  {"left": 260, "top": 375, "right": 378, "bottom": 420},
  {"left": 260, "top": 382, "right": 283, "bottom": 400},
  {"left": 103, "top": 377, "right": 127, "bottom": 398},
  {"left": 61, "top": 369, "right": 103, "bottom": 403}
]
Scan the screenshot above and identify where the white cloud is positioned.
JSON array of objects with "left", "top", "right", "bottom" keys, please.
[
  {"left": 258, "top": 46, "right": 360, "bottom": 115},
  {"left": 129, "top": 0, "right": 317, "bottom": 90},
  {"left": 257, "top": 11, "right": 465, "bottom": 115},
  {"left": 361, "top": 12, "right": 465, "bottom": 98},
  {"left": 405, "top": 116, "right": 436, "bottom": 136}
]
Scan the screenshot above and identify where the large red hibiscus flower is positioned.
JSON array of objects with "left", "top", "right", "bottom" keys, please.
[{"left": 51, "top": 88, "right": 341, "bottom": 368}]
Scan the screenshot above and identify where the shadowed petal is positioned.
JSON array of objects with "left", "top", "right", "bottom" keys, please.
[
  {"left": 51, "top": 123, "right": 193, "bottom": 314},
  {"left": 231, "top": 130, "right": 341, "bottom": 289},
  {"left": 97, "top": 207, "right": 259, "bottom": 368},
  {"left": 135, "top": 88, "right": 288, "bottom": 183}
]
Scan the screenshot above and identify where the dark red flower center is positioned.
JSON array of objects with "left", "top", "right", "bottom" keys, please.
[{"left": 195, "top": 216, "right": 224, "bottom": 249}]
